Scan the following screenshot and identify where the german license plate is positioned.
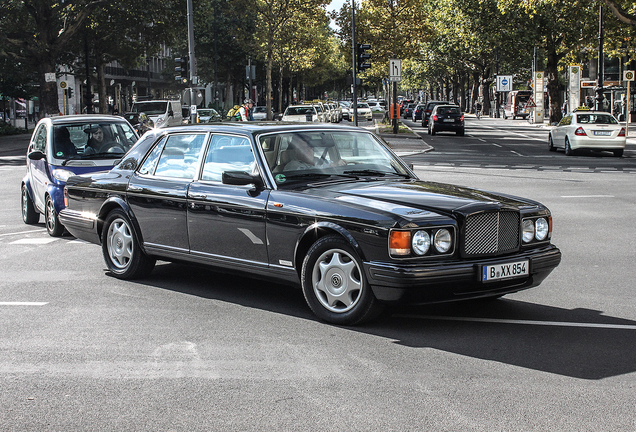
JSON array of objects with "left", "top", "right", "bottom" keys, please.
[
  {"left": 481, "top": 260, "right": 529, "bottom": 282},
  {"left": 443, "top": 118, "right": 454, "bottom": 122},
  {"left": 594, "top": 131, "right": 611, "bottom": 136}
]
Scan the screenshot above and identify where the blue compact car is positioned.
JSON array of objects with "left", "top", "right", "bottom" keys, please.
[{"left": 21, "top": 115, "right": 139, "bottom": 236}]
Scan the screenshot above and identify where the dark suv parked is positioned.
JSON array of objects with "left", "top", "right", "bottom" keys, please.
[
  {"left": 428, "top": 104, "right": 464, "bottom": 136},
  {"left": 421, "top": 101, "right": 449, "bottom": 127}
]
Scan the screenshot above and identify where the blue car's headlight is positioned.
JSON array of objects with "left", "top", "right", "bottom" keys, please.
[{"left": 52, "top": 168, "right": 75, "bottom": 182}]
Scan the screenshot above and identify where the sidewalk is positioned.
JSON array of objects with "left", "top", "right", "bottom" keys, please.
[{"left": 367, "top": 120, "right": 433, "bottom": 156}]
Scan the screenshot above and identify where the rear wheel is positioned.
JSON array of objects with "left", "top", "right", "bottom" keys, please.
[
  {"left": 457, "top": 128, "right": 465, "bottom": 136},
  {"left": 301, "top": 235, "right": 384, "bottom": 325},
  {"left": 21, "top": 185, "right": 39, "bottom": 224},
  {"left": 430, "top": 125, "right": 436, "bottom": 135},
  {"left": 565, "top": 137, "right": 574, "bottom": 156},
  {"left": 102, "top": 209, "right": 155, "bottom": 279},
  {"left": 613, "top": 149, "right": 624, "bottom": 157},
  {"left": 45, "top": 195, "right": 64, "bottom": 237}
]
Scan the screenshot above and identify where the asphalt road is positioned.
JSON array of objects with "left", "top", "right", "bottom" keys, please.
[{"left": 1, "top": 123, "right": 635, "bottom": 431}]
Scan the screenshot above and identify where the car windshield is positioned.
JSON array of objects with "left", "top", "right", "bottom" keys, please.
[
  {"left": 285, "top": 106, "right": 315, "bottom": 116},
  {"left": 131, "top": 102, "right": 168, "bottom": 115},
  {"left": 260, "top": 130, "right": 412, "bottom": 186},
  {"left": 357, "top": 103, "right": 370, "bottom": 109},
  {"left": 53, "top": 121, "right": 137, "bottom": 161},
  {"left": 576, "top": 113, "right": 618, "bottom": 124},
  {"left": 437, "top": 106, "right": 461, "bottom": 114}
]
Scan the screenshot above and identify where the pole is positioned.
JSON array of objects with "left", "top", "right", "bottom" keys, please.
[
  {"left": 392, "top": 81, "right": 398, "bottom": 134},
  {"left": 187, "top": 0, "right": 197, "bottom": 123},
  {"left": 351, "top": 0, "right": 358, "bottom": 126},
  {"left": 627, "top": 79, "right": 631, "bottom": 137}
]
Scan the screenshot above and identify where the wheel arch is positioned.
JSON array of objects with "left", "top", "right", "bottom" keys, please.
[
  {"left": 97, "top": 197, "right": 144, "bottom": 246},
  {"left": 294, "top": 222, "right": 365, "bottom": 277}
]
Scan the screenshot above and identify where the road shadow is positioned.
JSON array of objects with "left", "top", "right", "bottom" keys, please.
[{"left": 122, "top": 261, "right": 636, "bottom": 381}]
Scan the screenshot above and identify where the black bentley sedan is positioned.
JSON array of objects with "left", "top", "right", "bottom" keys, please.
[{"left": 60, "top": 123, "right": 561, "bottom": 325}]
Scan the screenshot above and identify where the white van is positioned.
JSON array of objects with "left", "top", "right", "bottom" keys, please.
[{"left": 130, "top": 100, "right": 182, "bottom": 128}]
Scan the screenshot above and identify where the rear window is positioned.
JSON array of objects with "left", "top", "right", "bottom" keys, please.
[
  {"left": 576, "top": 114, "right": 617, "bottom": 124},
  {"left": 437, "top": 106, "right": 461, "bottom": 114},
  {"left": 285, "top": 106, "right": 316, "bottom": 116}
]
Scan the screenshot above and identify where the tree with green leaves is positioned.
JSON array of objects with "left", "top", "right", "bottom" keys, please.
[{"left": 1, "top": 0, "right": 107, "bottom": 116}]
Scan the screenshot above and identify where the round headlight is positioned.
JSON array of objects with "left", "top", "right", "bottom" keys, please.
[
  {"left": 522, "top": 219, "right": 535, "bottom": 243},
  {"left": 433, "top": 229, "right": 452, "bottom": 253},
  {"left": 412, "top": 230, "right": 431, "bottom": 255},
  {"left": 535, "top": 218, "right": 548, "bottom": 241}
]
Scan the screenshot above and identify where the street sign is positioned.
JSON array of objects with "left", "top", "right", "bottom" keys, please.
[
  {"left": 624, "top": 70, "right": 635, "bottom": 81},
  {"left": 389, "top": 59, "right": 401, "bottom": 82},
  {"left": 45, "top": 73, "right": 56, "bottom": 83},
  {"left": 496, "top": 75, "right": 513, "bottom": 92},
  {"left": 60, "top": 81, "right": 67, "bottom": 89}
]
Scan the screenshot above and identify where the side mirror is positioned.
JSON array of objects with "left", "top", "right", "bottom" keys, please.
[
  {"left": 27, "top": 150, "right": 46, "bottom": 160},
  {"left": 222, "top": 171, "right": 263, "bottom": 188},
  {"left": 168, "top": 110, "right": 174, "bottom": 117}
]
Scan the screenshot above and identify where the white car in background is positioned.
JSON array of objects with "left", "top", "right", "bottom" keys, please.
[
  {"left": 548, "top": 108, "right": 626, "bottom": 157},
  {"left": 350, "top": 102, "right": 373, "bottom": 121},
  {"left": 281, "top": 105, "right": 319, "bottom": 122}
]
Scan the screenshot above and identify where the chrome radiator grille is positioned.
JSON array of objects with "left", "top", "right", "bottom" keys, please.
[{"left": 464, "top": 211, "right": 520, "bottom": 256}]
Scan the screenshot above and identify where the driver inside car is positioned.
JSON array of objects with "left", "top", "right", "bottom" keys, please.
[
  {"left": 284, "top": 138, "right": 346, "bottom": 171},
  {"left": 85, "top": 126, "right": 116, "bottom": 154}
]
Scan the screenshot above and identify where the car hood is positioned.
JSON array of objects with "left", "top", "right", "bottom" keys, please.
[{"left": 312, "top": 180, "right": 540, "bottom": 220}]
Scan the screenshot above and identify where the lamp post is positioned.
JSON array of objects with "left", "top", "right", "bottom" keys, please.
[{"left": 351, "top": 0, "right": 358, "bottom": 126}]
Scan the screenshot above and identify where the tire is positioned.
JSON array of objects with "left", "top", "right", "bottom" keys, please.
[
  {"left": 548, "top": 135, "right": 556, "bottom": 152},
  {"left": 430, "top": 125, "right": 436, "bottom": 136},
  {"left": 102, "top": 209, "right": 155, "bottom": 279},
  {"left": 426, "top": 125, "right": 431, "bottom": 135},
  {"left": 45, "top": 195, "right": 64, "bottom": 237},
  {"left": 301, "top": 235, "right": 384, "bottom": 325},
  {"left": 565, "top": 137, "right": 574, "bottom": 156},
  {"left": 613, "top": 149, "right": 624, "bottom": 157},
  {"left": 457, "top": 129, "right": 465, "bottom": 136},
  {"left": 21, "top": 184, "right": 39, "bottom": 224}
]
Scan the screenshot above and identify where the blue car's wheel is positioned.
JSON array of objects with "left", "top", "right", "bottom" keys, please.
[
  {"left": 21, "top": 185, "right": 39, "bottom": 225},
  {"left": 45, "top": 195, "right": 64, "bottom": 237}
]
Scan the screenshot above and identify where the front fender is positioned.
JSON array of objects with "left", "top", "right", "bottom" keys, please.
[
  {"left": 97, "top": 197, "right": 147, "bottom": 253},
  {"left": 294, "top": 221, "right": 367, "bottom": 272}
]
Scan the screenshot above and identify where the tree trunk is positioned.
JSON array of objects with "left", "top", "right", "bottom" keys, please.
[
  {"left": 266, "top": 46, "right": 273, "bottom": 120},
  {"left": 97, "top": 63, "right": 107, "bottom": 114},
  {"left": 38, "top": 58, "right": 60, "bottom": 117},
  {"left": 546, "top": 49, "right": 563, "bottom": 124}
]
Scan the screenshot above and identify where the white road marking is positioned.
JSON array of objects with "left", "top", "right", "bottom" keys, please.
[
  {"left": 0, "top": 302, "right": 48, "bottom": 306},
  {"left": 492, "top": 143, "right": 502, "bottom": 147},
  {"left": 0, "top": 228, "right": 47, "bottom": 237},
  {"left": 10, "top": 238, "right": 58, "bottom": 245},
  {"left": 560, "top": 195, "right": 614, "bottom": 198},
  {"left": 398, "top": 314, "right": 636, "bottom": 330}
]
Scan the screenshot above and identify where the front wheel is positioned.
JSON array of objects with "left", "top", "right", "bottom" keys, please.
[
  {"left": 102, "top": 209, "right": 155, "bottom": 279},
  {"left": 548, "top": 135, "right": 556, "bottom": 152},
  {"left": 45, "top": 195, "right": 64, "bottom": 237},
  {"left": 301, "top": 235, "right": 384, "bottom": 325}
]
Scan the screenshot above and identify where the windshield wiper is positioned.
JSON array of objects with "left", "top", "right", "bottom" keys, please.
[{"left": 343, "top": 169, "right": 410, "bottom": 178}]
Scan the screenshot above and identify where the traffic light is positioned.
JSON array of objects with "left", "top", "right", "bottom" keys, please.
[
  {"left": 68, "top": 87, "right": 73, "bottom": 98},
  {"left": 356, "top": 44, "right": 371, "bottom": 72},
  {"left": 175, "top": 57, "right": 189, "bottom": 84}
]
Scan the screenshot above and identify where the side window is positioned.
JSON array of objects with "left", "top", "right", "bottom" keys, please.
[
  {"left": 201, "top": 135, "right": 255, "bottom": 182},
  {"left": 138, "top": 136, "right": 167, "bottom": 175},
  {"left": 154, "top": 134, "right": 207, "bottom": 179},
  {"left": 33, "top": 124, "right": 47, "bottom": 152}
]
